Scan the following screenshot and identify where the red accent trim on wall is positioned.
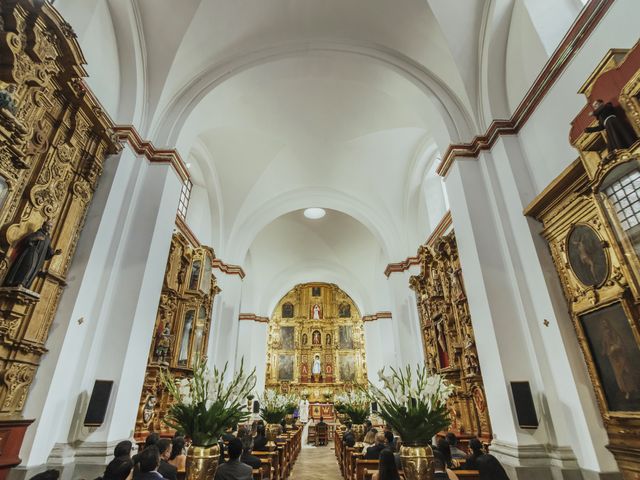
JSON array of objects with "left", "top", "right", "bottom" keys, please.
[
  {"left": 362, "top": 311, "right": 392, "bottom": 322},
  {"left": 212, "top": 259, "right": 246, "bottom": 279},
  {"left": 113, "top": 125, "right": 191, "bottom": 183},
  {"left": 436, "top": 0, "right": 614, "bottom": 177},
  {"left": 239, "top": 313, "right": 269, "bottom": 323},
  {"left": 385, "top": 211, "right": 452, "bottom": 277}
]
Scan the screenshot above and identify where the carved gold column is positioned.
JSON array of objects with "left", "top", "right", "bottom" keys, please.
[{"left": 410, "top": 233, "right": 492, "bottom": 442}]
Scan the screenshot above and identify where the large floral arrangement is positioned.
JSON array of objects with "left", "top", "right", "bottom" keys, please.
[
  {"left": 161, "top": 358, "right": 256, "bottom": 447},
  {"left": 334, "top": 390, "right": 370, "bottom": 424},
  {"left": 259, "top": 390, "right": 297, "bottom": 424},
  {"left": 363, "top": 364, "right": 454, "bottom": 445}
]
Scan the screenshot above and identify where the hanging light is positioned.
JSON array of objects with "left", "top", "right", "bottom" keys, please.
[{"left": 304, "top": 208, "right": 326, "bottom": 219}]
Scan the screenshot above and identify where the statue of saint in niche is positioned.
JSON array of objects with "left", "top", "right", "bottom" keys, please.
[
  {"left": 312, "top": 303, "right": 321, "bottom": 319},
  {"left": 312, "top": 330, "right": 321, "bottom": 345},
  {"left": 3, "top": 221, "right": 61, "bottom": 289},
  {"left": 585, "top": 99, "right": 636, "bottom": 151},
  {"left": 302, "top": 333, "right": 308, "bottom": 345},
  {"left": 326, "top": 333, "right": 332, "bottom": 345},
  {"left": 312, "top": 354, "right": 321, "bottom": 379}
]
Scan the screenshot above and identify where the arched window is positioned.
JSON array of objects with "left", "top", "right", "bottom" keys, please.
[{"left": 600, "top": 160, "right": 640, "bottom": 260}]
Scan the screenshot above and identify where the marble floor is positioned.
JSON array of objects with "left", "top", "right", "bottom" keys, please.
[{"left": 289, "top": 444, "right": 342, "bottom": 480}]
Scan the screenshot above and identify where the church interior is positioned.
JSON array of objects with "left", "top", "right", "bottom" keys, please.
[{"left": 0, "top": 1, "right": 639, "bottom": 479}]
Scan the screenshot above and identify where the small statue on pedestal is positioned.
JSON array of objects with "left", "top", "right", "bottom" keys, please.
[
  {"left": 3, "top": 221, "right": 61, "bottom": 289},
  {"left": 0, "top": 84, "right": 18, "bottom": 116},
  {"left": 585, "top": 99, "right": 637, "bottom": 151}
]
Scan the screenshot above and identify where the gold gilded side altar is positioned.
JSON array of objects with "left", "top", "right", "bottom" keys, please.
[
  {"left": 265, "top": 282, "right": 367, "bottom": 401},
  {"left": 134, "top": 219, "right": 220, "bottom": 439},
  {"left": 527, "top": 43, "right": 640, "bottom": 478}
]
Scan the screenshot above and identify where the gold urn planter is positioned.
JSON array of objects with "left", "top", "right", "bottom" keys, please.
[
  {"left": 185, "top": 444, "right": 220, "bottom": 480},
  {"left": 400, "top": 444, "right": 434, "bottom": 480},
  {"left": 266, "top": 422, "right": 281, "bottom": 450}
]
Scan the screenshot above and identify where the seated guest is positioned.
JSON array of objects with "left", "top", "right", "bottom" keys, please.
[
  {"left": 239, "top": 431, "right": 262, "bottom": 469},
  {"left": 134, "top": 447, "right": 164, "bottom": 480},
  {"left": 436, "top": 438, "right": 458, "bottom": 468},
  {"left": 364, "top": 432, "right": 388, "bottom": 460},
  {"left": 477, "top": 451, "right": 510, "bottom": 480},
  {"left": 342, "top": 422, "right": 356, "bottom": 448},
  {"left": 29, "top": 470, "right": 60, "bottom": 480},
  {"left": 364, "top": 420, "right": 373, "bottom": 433},
  {"left": 316, "top": 417, "right": 328, "bottom": 446},
  {"left": 214, "top": 438, "right": 252, "bottom": 480},
  {"left": 253, "top": 425, "right": 268, "bottom": 451},
  {"left": 279, "top": 418, "right": 288, "bottom": 432},
  {"left": 433, "top": 457, "right": 458, "bottom": 480},
  {"left": 383, "top": 430, "right": 395, "bottom": 452},
  {"left": 372, "top": 449, "right": 400, "bottom": 480},
  {"left": 156, "top": 439, "right": 177, "bottom": 480},
  {"left": 445, "top": 433, "right": 466, "bottom": 461},
  {"left": 114, "top": 441, "right": 133, "bottom": 459},
  {"left": 221, "top": 426, "right": 237, "bottom": 443},
  {"left": 433, "top": 451, "right": 459, "bottom": 480},
  {"left": 361, "top": 430, "right": 377, "bottom": 454},
  {"left": 133, "top": 433, "right": 160, "bottom": 464},
  {"left": 168, "top": 437, "right": 186, "bottom": 472},
  {"left": 102, "top": 456, "right": 134, "bottom": 480},
  {"left": 460, "top": 438, "right": 483, "bottom": 470}
]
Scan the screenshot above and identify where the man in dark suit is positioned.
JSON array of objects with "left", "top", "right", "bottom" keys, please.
[
  {"left": 239, "top": 431, "right": 262, "bottom": 470},
  {"left": 253, "top": 424, "right": 268, "bottom": 451},
  {"left": 342, "top": 422, "right": 356, "bottom": 448},
  {"left": 133, "top": 446, "right": 165, "bottom": 480},
  {"left": 214, "top": 438, "right": 252, "bottom": 480},
  {"left": 156, "top": 439, "right": 177, "bottom": 480},
  {"left": 364, "top": 433, "right": 388, "bottom": 460}
]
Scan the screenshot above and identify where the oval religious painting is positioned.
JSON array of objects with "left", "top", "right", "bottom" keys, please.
[{"left": 567, "top": 224, "right": 609, "bottom": 287}]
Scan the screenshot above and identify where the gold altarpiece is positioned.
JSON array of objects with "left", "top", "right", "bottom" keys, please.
[
  {"left": 409, "top": 233, "right": 492, "bottom": 442},
  {"left": 135, "top": 223, "right": 220, "bottom": 438},
  {"left": 265, "top": 283, "right": 367, "bottom": 402},
  {"left": 526, "top": 44, "right": 640, "bottom": 478},
  {"left": 0, "top": 0, "right": 119, "bottom": 416}
]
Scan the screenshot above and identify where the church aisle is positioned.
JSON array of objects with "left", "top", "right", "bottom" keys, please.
[{"left": 289, "top": 444, "right": 343, "bottom": 480}]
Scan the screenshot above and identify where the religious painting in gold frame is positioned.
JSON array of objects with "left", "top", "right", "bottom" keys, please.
[
  {"left": 566, "top": 223, "right": 610, "bottom": 288},
  {"left": 577, "top": 297, "right": 640, "bottom": 413}
]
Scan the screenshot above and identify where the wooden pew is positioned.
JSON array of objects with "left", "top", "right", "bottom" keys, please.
[{"left": 355, "top": 459, "right": 379, "bottom": 480}]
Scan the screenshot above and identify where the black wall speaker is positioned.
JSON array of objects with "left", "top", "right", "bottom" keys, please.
[
  {"left": 253, "top": 400, "right": 260, "bottom": 414},
  {"left": 510, "top": 381, "right": 538, "bottom": 429},
  {"left": 84, "top": 380, "right": 114, "bottom": 427}
]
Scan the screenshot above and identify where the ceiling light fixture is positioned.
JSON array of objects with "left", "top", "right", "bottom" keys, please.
[{"left": 304, "top": 208, "right": 326, "bottom": 219}]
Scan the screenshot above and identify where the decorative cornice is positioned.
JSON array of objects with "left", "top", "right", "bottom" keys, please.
[
  {"left": 238, "top": 313, "right": 269, "bottom": 323},
  {"left": 175, "top": 216, "right": 200, "bottom": 247},
  {"left": 436, "top": 0, "right": 614, "bottom": 177},
  {"left": 384, "top": 211, "right": 452, "bottom": 277},
  {"left": 425, "top": 211, "right": 453, "bottom": 247},
  {"left": 362, "top": 311, "right": 392, "bottom": 322},
  {"left": 211, "top": 259, "right": 246, "bottom": 279},
  {"left": 113, "top": 125, "right": 190, "bottom": 183},
  {"left": 384, "top": 256, "right": 420, "bottom": 278}
]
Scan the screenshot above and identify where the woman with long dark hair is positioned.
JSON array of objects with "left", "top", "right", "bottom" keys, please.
[
  {"left": 168, "top": 436, "right": 186, "bottom": 472},
  {"left": 372, "top": 449, "right": 400, "bottom": 480}
]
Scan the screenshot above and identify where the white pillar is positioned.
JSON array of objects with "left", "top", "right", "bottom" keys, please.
[
  {"left": 444, "top": 135, "right": 618, "bottom": 479},
  {"left": 235, "top": 320, "right": 268, "bottom": 393},
  {"left": 208, "top": 273, "right": 243, "bottom": 376},
  {"left": 387, "top": 269, "right": 423, "bottom": 368},
  {"left": 14, "top": 147, "right": 182, "bottom": 479}
]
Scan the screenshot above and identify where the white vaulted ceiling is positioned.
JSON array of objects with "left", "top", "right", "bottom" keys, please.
[{"left": 55, "top": 0, "right": 585, "bottom": 314}]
